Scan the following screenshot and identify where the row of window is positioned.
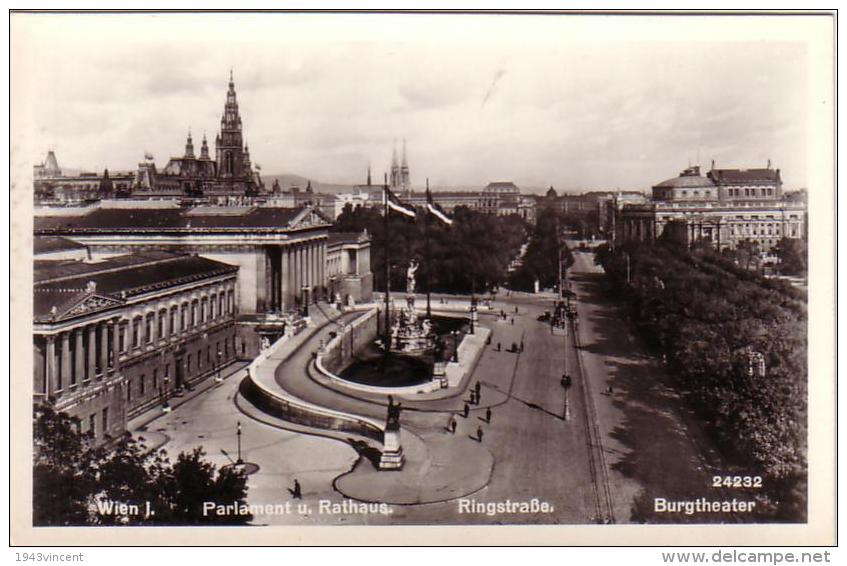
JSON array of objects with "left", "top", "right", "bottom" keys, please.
[
  {"left": 120, "top": 289, "right": 235, "bottom": 353},
  {"left": 125, "top": 338, "right": 236, "bottom": 404},
  {"left": 726, "top": 187, "right": 776, "bottom": 197}
]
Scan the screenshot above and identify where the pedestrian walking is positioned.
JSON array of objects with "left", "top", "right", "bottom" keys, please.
[
  {"left": 477, "top": 426, "right": 484, "bottom": 442},
  {"left": 463, "top": 403, "right": 469, "bottom": 418},
  {"left": 450, "top": 417, "right": 457, "bottom": 434},
  {"left": 510, "top": 317, "right": 514, "bottom": 325},
  {"left": 486, "top": 407, "right": 492, "bottom": 423},
  {"left": 475, "top": 381, "right": 481, "bottom": 396},
  {"left": 496, "top": 342, "right": 501, "bottom": 351},
  {"left": 288, "top": 479, "right": 302, "bottom": 499},
  {"left": 514, "top": 306, "right": 519, "bottom": 313}
]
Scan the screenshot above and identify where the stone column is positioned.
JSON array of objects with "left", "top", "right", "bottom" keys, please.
[
  {"left": 74, "top": 328, "right": 85, "bottom": 385},
  {"left": 45, "top": 335, "right": 56, "bottom": 397},
  {"left": 319, "top": 241, "right": 326, "bottom": 299},
  {"left": 60, "top": 331, "right": 71, "bottom": 391},
  {"left": 278, "top": 248, "right": 284, "bottom": 311},
  {"left": 263, "top": 247, "right": 272, "bottom": 313},
  {"left": 87, "top": 325, "right": 97, "bottom": 381},
  {"left": 294, "top": 244, "right": 302, "bottom": 304},
  {"left": 303, "top": 242, "right": 312, "bottom": 296},
  {"left": 111, "top": 320, "right": 120, "bottom": 371},
  {"left": 99, "top": 322, "right": 109, "bottom": 377},
  {"left": 311, "top": 242, "right": 317, "bottom": 294}
]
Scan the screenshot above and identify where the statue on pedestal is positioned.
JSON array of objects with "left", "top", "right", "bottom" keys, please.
[
  {"left": 406, "top": 259, "right": 419, "bottom": 295},
  {"left": 386, "top": 394, "right": 403, "bottom": 430}
]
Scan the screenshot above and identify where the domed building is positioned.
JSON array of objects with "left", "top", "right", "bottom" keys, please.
[
  {"left": 651, "top": 165, "right": 718, "bottom": 201},
  {"left": 616, "top": 161, "right": 805, "bottom": 251}
]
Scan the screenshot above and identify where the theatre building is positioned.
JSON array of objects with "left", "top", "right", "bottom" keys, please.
[
  {"left": 33, "top": 251, "right": 239, "bottom": 443},
  {"left": 617, "top": 163, "right": 806, "bottom": 251}
]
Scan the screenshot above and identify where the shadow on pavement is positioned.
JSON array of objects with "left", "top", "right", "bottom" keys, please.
[{"left": 347, "top": 438, "right": 383, "bottom": 469}]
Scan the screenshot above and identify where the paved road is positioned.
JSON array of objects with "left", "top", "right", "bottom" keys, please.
[
  {"left": 567, "top": 250, "right": 740, "bottom": 523},
  {"left": 147, "top": 250, "right": 740, "bottom": 525}
]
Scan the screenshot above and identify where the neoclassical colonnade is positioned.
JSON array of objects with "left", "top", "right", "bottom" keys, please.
[
  {"left": 263, "top": 238, "right": 326, "bottom": 313},
  {"left": 36, "top": 316, "right": 121, "bottom": 400}
]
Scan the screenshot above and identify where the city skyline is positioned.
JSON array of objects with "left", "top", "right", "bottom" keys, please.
[{"left": 13, "top": 14, "right": 821, "bottom": 192}]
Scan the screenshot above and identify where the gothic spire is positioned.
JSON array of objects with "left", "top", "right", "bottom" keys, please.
[
  {"left": 200, "top": 132, "right": 210, "bottom": 159},
  {"left": 184, "top": 130, "right": 195, "bottom": 158},
  {"left": 402, "top": 138, "right": 408, "bottom": 167}
]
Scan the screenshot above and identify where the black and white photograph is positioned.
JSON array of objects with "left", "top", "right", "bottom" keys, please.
[{"left": 9, "top": 9, "right": 836, "bottom": 547}]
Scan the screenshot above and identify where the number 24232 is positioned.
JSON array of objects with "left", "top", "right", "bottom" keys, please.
[{"left": 712, "top": 476, "right": 762, "bottom": 488}]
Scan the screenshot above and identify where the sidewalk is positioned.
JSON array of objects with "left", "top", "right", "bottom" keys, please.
[{"left": 129, "top": 360, "right": 251, "bottom": 447}]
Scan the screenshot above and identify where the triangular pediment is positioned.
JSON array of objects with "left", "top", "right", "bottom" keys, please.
[
  {"left": 290, "top": 206, "right": 331, "bottom": 230},
  {"left": 59, "top": 293, "right": 124, "bottom": 320}
]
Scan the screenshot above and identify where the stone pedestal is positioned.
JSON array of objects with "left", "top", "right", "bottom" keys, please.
[
  {"left": 433, "top": 361, "right": 448, "bottom": 388},
  {"left": 378, "top": 426, "right": 405, "bottom": 470}
]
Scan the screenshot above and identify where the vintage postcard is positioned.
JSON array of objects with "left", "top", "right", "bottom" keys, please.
[{"left": 9, "top": 10, "right": 836, "bottom": 546}]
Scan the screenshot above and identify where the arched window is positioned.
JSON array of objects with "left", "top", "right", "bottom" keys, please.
[{"left": 225, "top": 152, "right": 234, "bottom": 175}]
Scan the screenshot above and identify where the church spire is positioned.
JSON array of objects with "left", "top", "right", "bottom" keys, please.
[
  {"left": 400, "top": 138, "right": 410, "bottom": 195},
  {"left": 184, "top": 130, "right": 195, "bottom": 158},
  {"left": 367, "top": 163, "right": 372, "bottom": 186},
  {"left": 200, "top": 132, "right": 210, "bottom": 159}
]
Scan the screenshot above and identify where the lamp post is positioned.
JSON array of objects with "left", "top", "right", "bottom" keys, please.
[
  {"left": 236, "top": 421, "right": 243, "bottom": 465},
  {"left": 214, "top": 349, "right": 223, "bottom": 383}
]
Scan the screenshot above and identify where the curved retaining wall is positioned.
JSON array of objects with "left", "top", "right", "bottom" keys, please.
[
  {"left": 240, "top": 317, "right": 385, "bottom": 445},
  {"left": 238, "top": 377, "right": 384, "bottom": 444}
]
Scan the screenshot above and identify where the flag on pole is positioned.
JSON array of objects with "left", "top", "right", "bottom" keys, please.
[
  {"left": 426, "top": 187, "right": 453, "bottom": 225},
  {"left": 383, "top": 185, "right": 417, "bottom": 218}
]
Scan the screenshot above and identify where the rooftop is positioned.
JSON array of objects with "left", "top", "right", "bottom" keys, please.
[
  {"left": 33, "top": 236, "right": 87, "bottom": 255},
  {"left": 327, "top": 231, "right": 371, "bottom": 246},
  {"left": 34, "top": 251, "right": 239, "bottom": 323},
  {"left": 34, "top": 205, "right": 324, "bottom": 233},
  {"left": 708, "top": 168, "right": 781, "bottom": 184}
]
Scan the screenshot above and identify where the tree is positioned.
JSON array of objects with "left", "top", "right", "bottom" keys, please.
[
  {"left": 774, "top": 237, "right": 807, "bottom": 276},
  {"left": 33, "top": 406, "right": 252, "bottom": 526},
  {"left": 594, "top": 241, "right": 807, "bottom": 522},
  {"left": 735, "top": 239, "right": 761, "bottom": 272},
  {"left": 333, "top": 204, "right": 527, "bottom": 294},
  {"left": 33, "top": 405, "right": 100, "bottom": 526},
  {"left": 509, "top": 207, "right": 574, "bottom": 291}
]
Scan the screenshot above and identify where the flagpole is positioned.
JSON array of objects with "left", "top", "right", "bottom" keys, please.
[
  {"left": 383, "top": 174, "right": 391, "bottom": 349},
  {"left": 425, "top": 179, "right": 433, "bottom": 320}
]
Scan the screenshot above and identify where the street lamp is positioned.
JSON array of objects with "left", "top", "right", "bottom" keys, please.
[
  {"left": 161, "top": 375, "right": 171, "bottom": 412},
  {"left": 561, "top": 374, "right": 572, "bottom": 421},
  {"left": 236, "top": 420, "right": 243, "bottom": 465},
  {"left": 214, "top": 350, "right": 223, "bottom": 383}
]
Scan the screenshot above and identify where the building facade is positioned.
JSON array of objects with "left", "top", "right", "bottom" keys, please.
[
  {"left": 326, "top": 231, "right": 374, "bottom": 305},
  {"left": 617, "top": 164, "right": 806, "bottom": 251},
  {"left": 34, "top": 204, "right": 335, "bottom": 317},
  {"left": 33, "top": 251, "right": 239, "bottom": 443},
  {"left": 33, "top": 151, "right": 134, "bottom": 204}
]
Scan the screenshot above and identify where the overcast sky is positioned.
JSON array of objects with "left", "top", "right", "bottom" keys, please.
[{"left": 11, "top": 13, "right": 831, "bottom": 193}]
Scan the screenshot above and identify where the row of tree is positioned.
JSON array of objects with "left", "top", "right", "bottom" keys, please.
[
  {"left": 595, "top": 242, "right": 807, "bottom": 521},
  {"left": 33, "top": 405, "right": 251, "bottom": 526},
  {"left": 508, "top": 207, "right": 575, "bottom": 291},
  {"left": 333, "top": 204, "right": 528, "bottom": 294}
]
